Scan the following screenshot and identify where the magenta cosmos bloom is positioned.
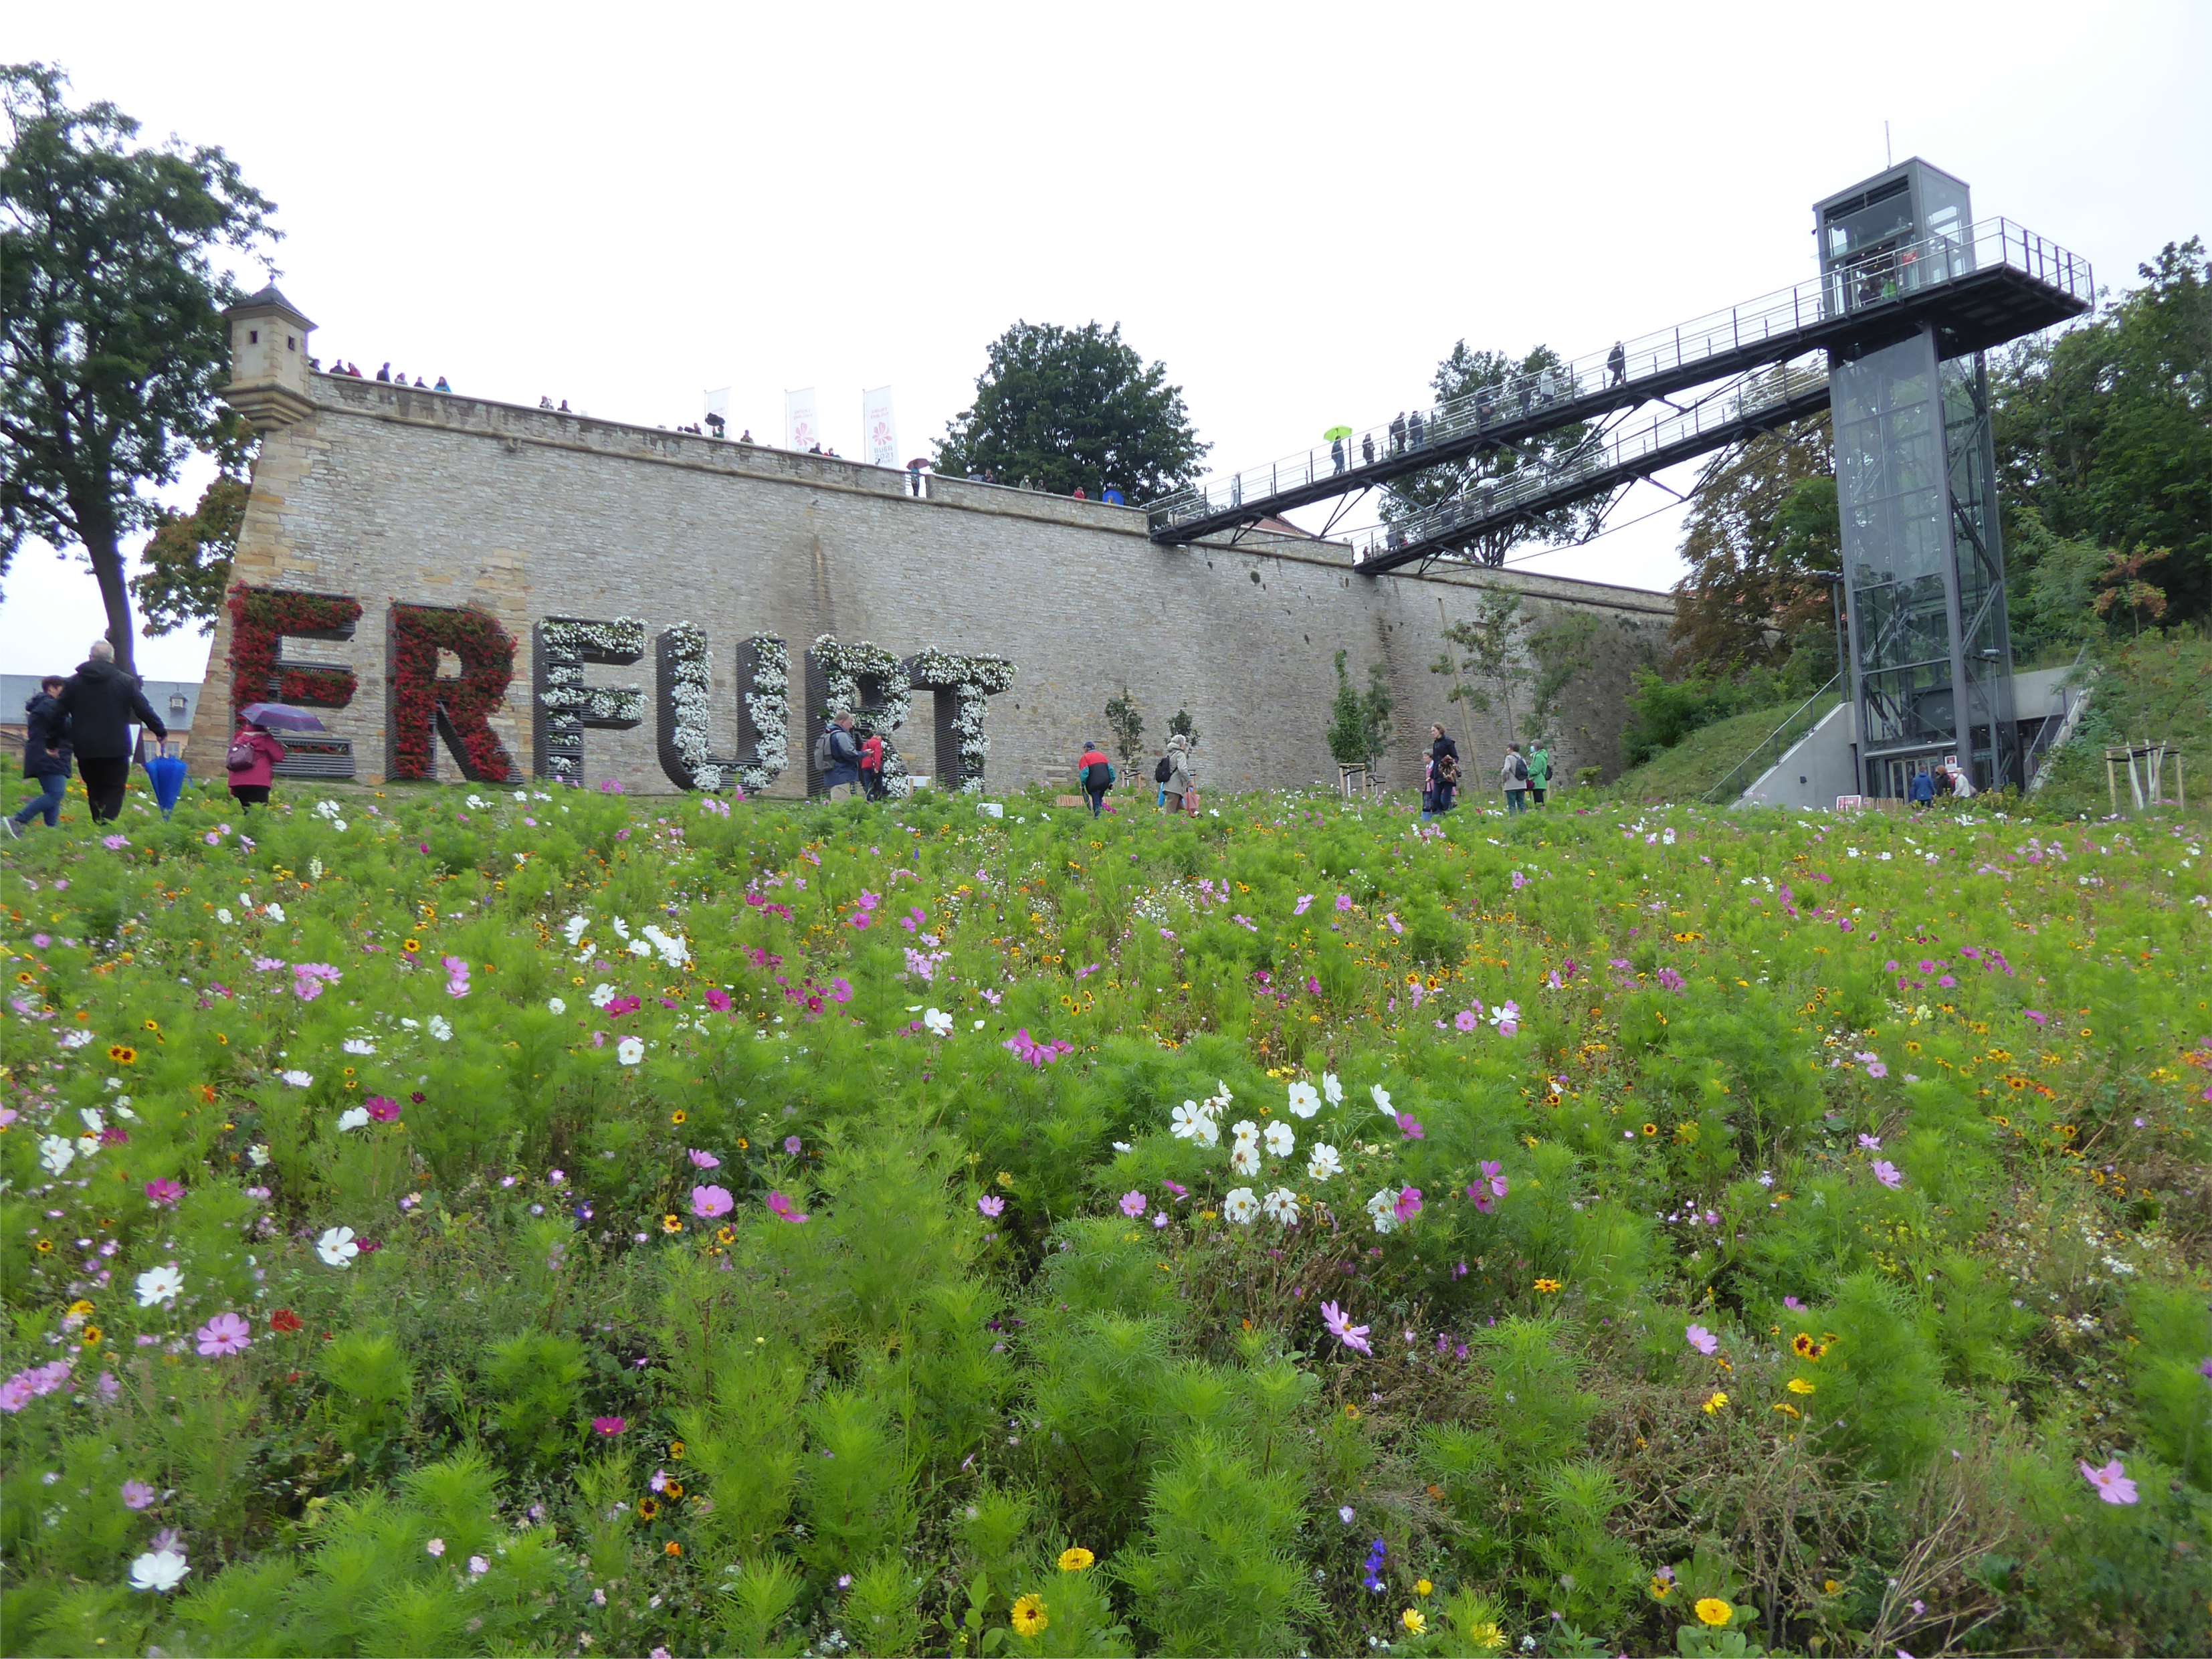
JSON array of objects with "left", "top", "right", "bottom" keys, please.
[
  {"left": 765, "top": 1190, "right": 809, "bottom": 1224},
  {"left": 592, "top": 1416, "right": 626, "bottom": 1437},
  {"left": 1393, "top": 1187, "right": 1424, "bottom": 1224},
  {"left": 688, "top": 1148, "right": 720, "bottom": 1169},
  {"left": 1320, "top": 1300, "right": 1373, "bottom": 1356},
  {"left": 195, "top": 1312, "right": 252, "bottom": 1357},
  {"left": 365, "top": 1095, "right": 401, "bottom": 1123},
  {"left": 1871, "top": 1159, "right": 1903, "bottom": 1189},
  {"left": 1118, "top": 1191, "right": 1146, "bottom": 1218},
  {"left": 144, "top": 1179, "right": 183, "bottom": 1207},
  {"left": 1686, "top": 1323, "right": 1718, "bottom": 1356},
  {"left": 690, "top": 1184, "right": 734, "bottom": 1219},
  {"left": 2079, "top": 1458, "right": 2138, "bottom": 1505},
  {"left": 977, "top": 1194, "right": 1005, "bottom": 1218}
]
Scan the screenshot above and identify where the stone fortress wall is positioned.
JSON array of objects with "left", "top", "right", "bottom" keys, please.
[{"left": 207, "top": 308, "right": 1677, "bottom": 799}]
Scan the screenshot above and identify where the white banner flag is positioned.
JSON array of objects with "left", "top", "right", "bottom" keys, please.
[
  {"left": 862, "top": 386, "right": 898, "bottom": 469},
  {"left": 785, "top": 388, "right": 818, "bottom": 453}
]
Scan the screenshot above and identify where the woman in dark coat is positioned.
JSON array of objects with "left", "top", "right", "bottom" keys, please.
[
  {"left": 1423, "top": 723, "right": 1461, "bottom": 820},
  {"left": 4, "top": 678, "right": 72, "bottom": 837}
]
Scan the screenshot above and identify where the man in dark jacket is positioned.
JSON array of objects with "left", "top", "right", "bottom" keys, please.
[
  {"left": 57, "top": 640, "right": 165, "bottom": 824},
  {"left": 4, "top": 677, "right": 72, "bottom": 837},
  {"left": 822, "top": 710, "right": 862, "bottom": 802}
]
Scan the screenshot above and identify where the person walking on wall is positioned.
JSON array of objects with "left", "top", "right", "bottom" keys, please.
[
  {"left": 223, "top": 716, "right": 288, "bottom": 811},
  {"left": 1077, "top": 740, "right": 1114, "bottom": 819},
  {"left": 818, "top": 710, "right": 863, "bottom": 803},
  {"left": 1500, "top": 741, "right": 1530, "bottom": 815},
  {"left": 3, "top": 676, "right": 72, "bottom": 838},
  {"left": 58, "top": 640, "right": 165, "bottom": 825},
  {"left": 1162, "top": 733, "right": 1195, "bottom": 813},
  {"left": 1421, "top": 723, "right": 1460, "bottom": 821},
  {"left": 1526, "top": 741, "right": 1551, "bottom": 807}
]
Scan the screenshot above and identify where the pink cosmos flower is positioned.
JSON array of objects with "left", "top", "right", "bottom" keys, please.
[
  {"left": 690, "top": 1185, "right": 734, "bottom": 1219},
  {"left": 468, "top": 1555, "right": 489, "bottom": 1575},
  {"left": 1293, "top": 894, "right": 1314, "bottom": 916},
  {"left": 1335, "top": 894, "right": 1353, "bottom": 912},
  {"left": 592, "top": 1417, "right": 626, "bottom": 1437},
  {"left": 704, "top": 988, "right": 732, "bottom": 1012},
  {"left": 1858, "top": 1133, "right": 1883, "bottom": 1151},
  {"left": 765, "top": 1191, "right": 809, "bottom": 1224},
  {"left": 688, "top": 1149, "right": 720, "bottom": 1169},
  {"left": 1119, "top": 1191, "right": 1146, "bottom": 1219},
  {"left": 1455, "top": 1009, "right": 1478, "bottom": 1034},
  {"left": 2079, "top": 1458, "right": 2138, "bottom": 1505},
  {"left": 1872, "top": 1160, "right": 1903, "bottom": 1189},
  {"left": 1686, "top": 1324, "right": 1718, "bottom": 1356},
  {"left": 427, "top": 1537, "right": 446, "bottom": 1557},
  {"left": 144, "top": 1179, "right": 183, "bottom": 1207},
  {"left": 1321, "top": 1300, "right": 1373, "bottom": 1355},
  {"left": 122, "top": 1480, "right": 157, "bottom": 1510},
  {"left": 1396, "top": 1114, "right": 1425, "bottom": 1141},
  {"left": 365, "top": 1095, "right": 401, "bottom": 1123},
  {"left": 1394, "top": 1187, "right": 1424, "bottom": 1223},
  {"left": 977, "top": 1194, "right": 1005, "bottom": 1218},
  {"left": 195, "top": 1312, "right": 252, "bottom": 1358}
]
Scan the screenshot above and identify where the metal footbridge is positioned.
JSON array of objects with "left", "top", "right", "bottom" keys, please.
[{"left": 1144, "top": 216, "right": 2092, "bottom": 559}]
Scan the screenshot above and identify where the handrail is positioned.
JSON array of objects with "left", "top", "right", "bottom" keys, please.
[
  {"left": 2022, "top": 643, "right": 2096, "bottom": 785},
  {"left": 1700, "top": 676, "right": 1843, "bottom": 805},
  {"left": 1146, "top": 215, "right": 2092, "bottom": 532}
]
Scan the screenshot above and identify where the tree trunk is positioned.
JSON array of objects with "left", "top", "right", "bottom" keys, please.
[{"left": 82, "top": 518, "right": 137, "bottom": 676}]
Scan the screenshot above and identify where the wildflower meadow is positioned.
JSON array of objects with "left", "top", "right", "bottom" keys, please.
[{"left": 3, "top": 783, "right": 2209, "bottom": 1657}]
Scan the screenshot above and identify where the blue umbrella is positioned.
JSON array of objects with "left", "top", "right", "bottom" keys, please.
[{"left": 143, "top": 749, "right": 189, "bottom": 819}]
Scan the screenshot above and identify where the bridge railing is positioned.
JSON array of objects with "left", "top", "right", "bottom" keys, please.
[
  {"left": 1344, "top": 358, "right": 1829, "bottom": 565},
  {"left": 1700, "top": 676, "right": 1844, "bottom": 805},
  {"left": 1146, "top": 217, "right": 2092, "bottom": 534}
]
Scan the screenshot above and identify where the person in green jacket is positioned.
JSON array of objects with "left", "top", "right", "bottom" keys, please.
[{"left": 1527, "top": 743, "right": 1552, "bottom": 807}]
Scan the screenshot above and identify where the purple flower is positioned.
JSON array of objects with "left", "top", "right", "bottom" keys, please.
[
  {"left": 122, "top": 1480, "right": 157, "bottom": 1510},
  {"left": 144, "top": 1179, "right": 183, "bottom": 1207},
  {"left": 1686, "top": 1323, "right": 1718, "bottom": 1355},
  {"left": 688, "top": 1149, "right": 720, "bottom": 1169},
  {"left": 592, "top": 1416, "right": 626, "bottom": 1437},
  {"left": 1293, "top": 894, "right": 1314, "bottom": 916},
  {"left": 195, "top": 1312, "right": 252, "bottom": 1358},
  {"left": 1393, "top": 1187, "right": 1423, "bottom": 1223},
  {"left": 1866, "top": 1060, "right": 1889, "bottom": 1079},
  {"left": 1455, "top": 1009, "right": 1478, "bottom": 1034},
  {"left": 784, "top": 1135, "right": 803, "bottom": 1155},
  {"left": 1119, "top": 1191, "right": 1146, "bottom": 1219},
  {"left": 1872, "top": 1159, "right": 1903, "bottom": 1189},
  {"left": 690, "top": 1185, "right": 734, "bottom": 1219},
  {"left": 977, "top": 1194, "right": 1005, "bottom": 1219},
  {"left": 1395, "top": 1113, "right": 1425, "bottom": 1142},
  {"left": 2080, "top": 1458, "right": 2138, "bottom": 1505},
  {"left": 1857, "top": 1133, "right": 1883, "bottom": 1151},
  {"left": 765, "top": 1191, "right": 809, "bottom": 1224},
  {"left": 1334, "top": 893, "right": 1353, "bottom": 912},
  {"left": 1320, "top": 1300, "right": 1373, "bottom": 1356},
  {"left": 365, "top": 1095, "right": 401, "bottom": 1123},
  {"left": 1783, "top": 1296, "right": 1805, "bottom": 1312}
]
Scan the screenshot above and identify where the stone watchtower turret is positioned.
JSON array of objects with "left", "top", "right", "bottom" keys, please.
[{"left": 221, "top": 283, "right": 316, "bottom": 430}]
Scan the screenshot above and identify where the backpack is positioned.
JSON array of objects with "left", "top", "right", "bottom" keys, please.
[
  {"left": 1086, "top": 761, "right": 1113, "bottom": 791},
  {"left": 813, "top": 731, "right": 833, "bottom": 771},
  {"left": 1507, "top": 753, "right": 1529, "bottom": 784},
  {"left": 1436, "top": 752, "right": 1460, "bottom": 785},
  {"left": 226, "top": 735, "right": 259, "bottom": 773},
  {"left": 1154, "top": 755, "right": 1173, "bottom": 784}
]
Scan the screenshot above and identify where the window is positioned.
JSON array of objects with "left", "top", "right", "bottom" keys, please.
[
  {"left": 249, "top": 328, "right": 259, "bottom": 344},
  {"left": 286, "top": 336, "right": 296, "bottom": 350}
]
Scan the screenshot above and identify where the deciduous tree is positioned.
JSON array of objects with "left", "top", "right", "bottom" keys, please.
[
  {"left": 0, "top": 63, "right": 277, "bottom": 671},
  {"left": 1668, "top": 415, "right": 1834, "bottom": 674}
]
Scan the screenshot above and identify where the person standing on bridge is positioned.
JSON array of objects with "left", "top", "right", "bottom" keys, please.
[
  {"left": 1362, "top": 433, "right": 1376, "bottom": 466},
  {"left": 1389, "top": 413, "right": 1406, "bottom": 455},
  {"left": 1608, "top": 341, "right": 1627, "bottom": 386},
  {"left": 1408, "top": 409, "right": 1425, "bottom": 450},
  {"left": 1330, "top": 437, "right": 1346, "bottom": 475}
]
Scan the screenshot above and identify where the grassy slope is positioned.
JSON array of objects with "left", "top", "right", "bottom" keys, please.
[
  {"left": 1607, "top": 698, "right": 1821, "bottom": 804},
  {"left": 2030, "top": 631, "right": 2212, "bottom": 817}
]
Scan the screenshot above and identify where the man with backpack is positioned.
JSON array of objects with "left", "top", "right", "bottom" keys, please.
[
  {"left": 1500, "top": 742, "right": 1530, "bottom": 815},
  {"left": 3, "top": 676, "right": 72, "bottom": 838},
  {"left": 814, "top": 710, "right": 862, "bottom": 801},
  {"left": 1077, "top": 741, "right": 1114, "bottom": 819}
]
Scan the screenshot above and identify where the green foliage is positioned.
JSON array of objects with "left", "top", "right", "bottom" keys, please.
[
  {"left": 934, "top": 320, "right": 1208, "bottom": 502},
  {"left": 1434, "top": 590, "right": 1535, "bottom": 743},
  {"left": 1668, "top": 417, "right": 1835, "bottom": 678},
  {"left": 0, "top": 62, "right": 276, "bottom": 667},
  {"left": 1105, "top": 686, "right": 1146, "bottom": 771},
  {"left": 482, "top": 1331, "right": 587, "bottom": 1473},
  {"left": 1326, "top": 650, "right": 1391, "bottom": 771}
]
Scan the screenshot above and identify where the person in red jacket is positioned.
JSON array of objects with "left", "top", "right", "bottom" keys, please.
[
  {"left": 1076, "top": 742, "right": 1114, "bottom": 819},
  {"left": 225, "top": 719, "right": 288, "bottom": 809},
  {"left": 858, "top": 732, "right": 886, "bottom": 801}
]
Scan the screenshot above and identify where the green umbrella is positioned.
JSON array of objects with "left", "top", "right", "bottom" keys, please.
[{"left": 1323, "top": 425, "right": 1354, "bottom": 442}]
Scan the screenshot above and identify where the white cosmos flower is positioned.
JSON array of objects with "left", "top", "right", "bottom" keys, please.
[
  {"left": 215, "top": 908, "right": 233, "bottom": 924},
  {"left": 563, "top": 914, "right": 591, "bottom": 947},
  {"left": 342, "top": 1039, "right": 376, "bottom": 1056},
  {"left": 1371, "top": 1083, "right": 1395, "bottom": 1117},
  {"left": 427, "top": 1016, "right": 452, "bottom": 1042},
  {"left": 280, "top": 1070, "right": 314, "bottom": 1089},
  {"left": 1264, "top": 1120, "right": 1295, "bottom": 1158},
  {"left": 1322, "top": 1072, "right": 1344, "bottom": 1106},
  {"left": 1365, "top": 1188, "right": 1401, "bottom": 1234},
  {"left": 1262, "top": 1186, "right": 1301, "bottom": 1226},
  {"left": 1170, "top": 1102, "right": 1218, "bottom": 1145},
  {"left": 1223, "top": 1187, "right": 1260, "bottom": 1225},
  {"left": 80, "top": 1107, "right": 105, "bottom": 1135},
  {"left": 611, "top": 918, "right": 632, "bottom": 940},
  {"left": 589, "top": 983, "right": 618, "bottom": 1009},
  {"left": 1286, "top": 1081, "right": 1321, "bottom": 1118},
  {"left": 1307, "top": 1143, "right": 1342, "bottom": 1181},
  {"left": 616, "top": 1036, "right": 645, "bottom": 1066},
  {"left": 922, "top": 1008, "right": 954, "bottom": 1037},
  {"left": 136, "top": 1262, "right": 185, "bottom": 1305},
  {"left": 247, "top": 1143, "right": 270, "bottom": 1168},
  {"left": 547, "top": 997, "right": 567, "bottom": 1015},
  {"left": 129, "top": 1549, "right": 190, "bottom": 1593},
  {"left": 627, "top": 939, "right": 651, "bottom": 958},
  {"left": 264, "top": 902, "right": 285, "bottom": 923},
  {"left": 317, "top": 1227, "right": 359, "bottom": 1268},
  {"left": 58, "top": 1028, "right": 93, "bottom": 1050},
  {"left": 1230, "top": 1119, "right": 1260, "bottom": 1146},
  {"left": 39, "top": 1134, "right": 76, "bottom": 1174},
  {"left": 1228, "top": 1140, "right": 1262, "bottom": 1176},
  {"left": 336, "top": 1107, "right": 371, "bottom": 1133}
]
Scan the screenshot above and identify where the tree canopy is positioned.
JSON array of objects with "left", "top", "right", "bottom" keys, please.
[
  {"left": 0, "top": 62, "right": 276, "bottom": 672},
  {"left": 1992, "top": 237, "right": 2211, "bottom": 629},
  {"left": 1381, "top": 342, "right": 1603, "bottom": 567},
  {"left": 934, "top": 321, "right": 1207, "bottom": 502},
  {"left": 1667, "top": 415, "right": 1835, "bottom": 676}
]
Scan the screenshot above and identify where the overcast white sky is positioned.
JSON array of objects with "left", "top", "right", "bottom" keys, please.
[{"left": 5, "top": 0, "right": 2207, "bottom": 682}]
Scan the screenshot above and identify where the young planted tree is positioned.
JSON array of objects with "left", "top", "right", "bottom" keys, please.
[
  {"left": 1326, "top": 651, "right": 1367, "bottom": 771},
  {"left": 0, "top": 63, "right": 278, "bottom": 671},
  {"left": 1168, "top": 708, "right": 1198, "bottom": 748},
  {"left": 934, "top": 320, "right": 1208, "bottom": 502},
  {"left": 1104, "top": 686, "right": 1145, "bottom": 772},
  {"left": 2095, "top": 545, "right": 2173, "bottom": 637},
  {"left": 1433, "top": 590, "right": 1535, "bottom": 744}
]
